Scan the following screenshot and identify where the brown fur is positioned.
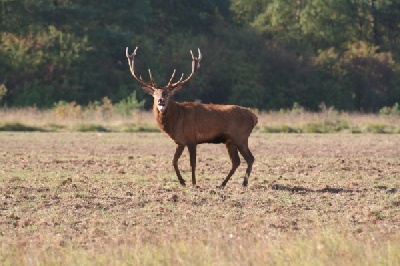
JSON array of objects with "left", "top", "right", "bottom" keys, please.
[
  {"left": 154, "top": 100, "right": 257, "bottom": 146},
  {"left": 152, "top": 96, "right": 258, "bottom": 187}
]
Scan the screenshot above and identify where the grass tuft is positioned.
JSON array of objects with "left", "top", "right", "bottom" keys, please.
[
  {"left": 0, "top": 122, "right": 45, "bottom": 132},
  {"left": 366, "top": 124, "right": 391, "bottom": 134},
  {"left": 262, "top": 125, "right": 301, "bottom": 133},
  {"left": 304, "top": 119, "right": 350, "bottom": 133},
  {"left": 73, "top": 124, "right": 110, "bottom": 132},
  {"left": 120, "top": 123, "right": 159, "bottom": 133}
]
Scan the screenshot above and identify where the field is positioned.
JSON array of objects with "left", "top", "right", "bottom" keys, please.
[
  {"left": 0, "top": 128, "right": 399, "bottom": 265},
  {"left": 1, "top": 107, "right": 400, "bottom": 134}
]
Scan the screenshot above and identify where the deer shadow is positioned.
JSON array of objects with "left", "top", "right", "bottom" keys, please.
[{"left": 270, "top": 183, "right": 358, "bottom": 194}]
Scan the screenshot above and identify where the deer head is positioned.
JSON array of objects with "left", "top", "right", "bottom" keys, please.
[{"left": 126, "top": 47, "right": 202, "bottom": 112}]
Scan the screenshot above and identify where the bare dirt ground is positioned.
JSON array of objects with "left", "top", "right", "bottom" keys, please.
[{"left": 0, "top": 132, "right": 399, "bottom": 254}]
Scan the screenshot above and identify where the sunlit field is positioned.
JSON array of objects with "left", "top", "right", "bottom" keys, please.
[{"left": 0, "top": 118, "right": 399, "bottom": 265}]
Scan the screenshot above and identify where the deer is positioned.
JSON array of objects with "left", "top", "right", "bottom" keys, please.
[{"left": 126, "top": 46, "right": 258, "bottom": 188}]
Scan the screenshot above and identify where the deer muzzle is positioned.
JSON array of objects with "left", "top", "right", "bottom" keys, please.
[{"left": 157, "top": 98, "right": 166, "bottom": 112}]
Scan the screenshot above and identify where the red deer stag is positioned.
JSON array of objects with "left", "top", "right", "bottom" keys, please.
[{"left": 126, "top": 47, "right": 258, "bottom": 188}]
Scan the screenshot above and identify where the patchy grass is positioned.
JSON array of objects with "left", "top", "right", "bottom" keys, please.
[
  {"left": 366, "top": 123, "right": 393, "bottom": 134},
  {"left": 0, "top": 122, "right": 45, "bottom": 132},
  {"left": 0, "top": 133, "right": 399, "bottom": 265},
  {"left": 0, "top": 107, "right": 157, "bottom": 133},
  {"left": 1, "top": 107, "right": 400, "bottom": 133},
  {"left": 73, "top": 124, "right": 110, "bottom": 132},
  {"left": 1, "top": 232, "right": 399, "bottom": 265}
]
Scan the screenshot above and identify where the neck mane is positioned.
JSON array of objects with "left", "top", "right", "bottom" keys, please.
[{"left": 153, "top": 100, "right": 179, "bottom": 134}]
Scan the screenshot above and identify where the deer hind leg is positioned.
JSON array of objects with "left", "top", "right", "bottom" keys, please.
[
  {"left": 173, "top": 144, "right": 186, "bottom": 186},
  {"left": 187, "top": 143, "right": 197, "bottom": 186},
  {"left": 237, "top": 142, "right": 254, "bottom": 187},
  {"left": 219, "top": 141, "right": 241, "bottom": 188}
]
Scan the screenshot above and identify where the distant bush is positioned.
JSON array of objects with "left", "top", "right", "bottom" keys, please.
[
  {"left": 304, "top": 119, "right": 349, "bottom": 133},
  {"left": 0, "top": 84, "right": 6, "bottom": 103},
  {"left": 380, "top": 103, "right": 400, "bottom": 116},
  {"left": 114, "top": 91, "right": 145, "bottom": 116},
  {"left": 52, "top": 94, "right": 145, "bottom": 120},
  {"left": 53, "top": 101, "right": 83, "bottom": 119},
  {"left": 366, "top": 124, "right": 390, "bottom": 134},
  {"left": 84, "top": 97, "right": 113, "bottom": 119}
]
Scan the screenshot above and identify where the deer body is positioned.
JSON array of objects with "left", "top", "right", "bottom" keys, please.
[
  {"left": 126, "top": 47, "right": 257, "bottom": 187},
  {"left": 154, "top": 101, "right": 257, "bottom": 145}
]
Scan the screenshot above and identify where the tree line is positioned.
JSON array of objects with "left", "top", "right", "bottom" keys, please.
[{"left": 1, "top": 0, "right": 399, "bottom": 111}]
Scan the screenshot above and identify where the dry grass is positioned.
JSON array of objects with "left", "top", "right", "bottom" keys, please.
[
  {"left": 1, "top": 107, "right": 400, "bottom": 133},
  {"left": 256, "top": 110, "right": 400, "bottom": 133},
  {"left": 0, "top": 107, "right": 156, "bottom": 132},
  {"left": 2, "top": 233, "right": 399, "bottom": 265},
  {"left": 0, "top": 132, "right": 399, "bottom": 265}
]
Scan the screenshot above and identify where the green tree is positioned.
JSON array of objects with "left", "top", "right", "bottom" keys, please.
[
  {"left": 1, "top": 0, "right": 399, "bottom": 111},
  {"left": 300, "top": 0, "right": 357, "bottom": 50}
]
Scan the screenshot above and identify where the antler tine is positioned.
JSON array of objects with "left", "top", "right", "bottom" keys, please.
[
  {"left": 169, "top": 48, "right": 202, "bottom": 89},
  {"left": 148, "top": 69, "right": 157, "bottom": 87},
  {"left": 126, "top": 46, "right": 137, "bottom": 57},
  {"left": 126, "top": 46, "right": 156, "bottom": 89},
  {"left": 126, "top": 47, "right": 130, "bottom": 58},
  {"left": 167, "top": 70, "right": 185, "bottom": 87},
  {"left": 167, "top": 69, "right": 177, "bottom": 87},
  {"left": 177, "top": 73, "right": 184, "bottom": 83},
  {"left": 197, "top": 48, "right": 202, "bottom": 60}
]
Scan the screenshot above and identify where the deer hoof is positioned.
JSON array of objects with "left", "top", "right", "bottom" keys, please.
[
  {"left": 242, "top": 180, "right": 248, "bottom": 187},
  {"left": 179, "top": 180, "right": 186, "bottom": 186},
  {"left": 217, "top": 184, "right": 226, "bottom": 189}
]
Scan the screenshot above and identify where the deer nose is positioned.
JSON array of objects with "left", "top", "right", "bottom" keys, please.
[{"left": 158, "top": 98, "right": 165, "bottom": 105}]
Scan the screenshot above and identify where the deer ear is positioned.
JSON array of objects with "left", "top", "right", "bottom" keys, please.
[
  {"left": 169, "top": 86, "right": 183, "bottom": 96},
  {"left": 141, "top": 85, "right": 154, "bottom": 95}
]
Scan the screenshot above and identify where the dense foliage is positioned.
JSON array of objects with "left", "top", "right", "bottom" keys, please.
[{"left": 1, "top": 0, "right": 399, "bottom": 111}]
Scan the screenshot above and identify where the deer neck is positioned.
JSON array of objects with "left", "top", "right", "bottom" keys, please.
[{"left": 153, "top": 100, "right": 179, "bottom": 134}]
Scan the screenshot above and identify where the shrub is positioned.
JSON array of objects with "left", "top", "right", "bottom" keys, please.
[
  {"left": 97, "top": 97, "right": 114, "bottom": 119},
  {"left": 366, "top": 124, "right": 389, "bottom": 134},
  {"left": 0, "top": 84, "right": 6, "bottom": 103},
  {"left": 380, "top": 106, "right": 391, "bottom": 116},
  {"left": 380, "top": 102, "right": 400, "bottom": 116},
  {"left": 305, "top": 119, "right": 349, "bottom": 133},
  {"left": 114, "top": 91, "right": 145, "bottom": 116},
  {"left": 53, "top": 101, "right": 83, "bottom": 119}
]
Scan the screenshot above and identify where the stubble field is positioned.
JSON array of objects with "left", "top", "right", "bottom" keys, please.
[{"left": 1, "top": 132, "right": 400, "bottom": 265}]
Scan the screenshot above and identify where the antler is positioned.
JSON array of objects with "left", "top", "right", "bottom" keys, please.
[
  {"left": 126, "top": 47, "right": 157, "bottom": 90},
  {"left": 167, "top": 48, "right": 202, "bottom": 90},
  {"left": 126, "top": 47, "right": 202, "bottom": 93}
]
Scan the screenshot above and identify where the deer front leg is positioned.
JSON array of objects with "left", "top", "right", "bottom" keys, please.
[
  {"left": 173, "top": 144, "right": 186, "bottom": 186},
  {"left": 187, "top": 143, "right": 197, "bottom": 186}
]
